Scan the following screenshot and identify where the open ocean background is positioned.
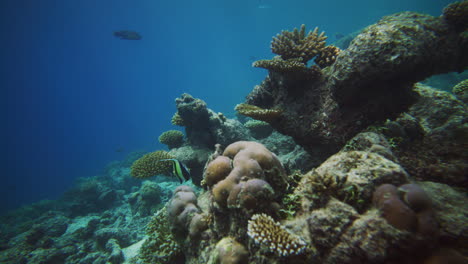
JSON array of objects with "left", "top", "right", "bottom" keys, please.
[{"left": 2, "top": 0, "right": 456, "bottom": 213}]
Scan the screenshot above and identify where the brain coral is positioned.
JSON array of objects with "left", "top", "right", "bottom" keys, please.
[
  {"left": 206, "top": 141, "right": 287, "bottom": 211},
  {"left": 130, "top": 150, "right": 174, "bottom": 179},
  {"left": 247, "top": 213, "right": 307, "bottom": 256},
  {"left": 158, "top": 130, "right": 184, "bottom": 149}
]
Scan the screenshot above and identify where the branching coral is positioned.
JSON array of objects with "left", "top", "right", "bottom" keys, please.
[
  {"left": 158, "top": 130, "right": 184, "bottom": 149},
  {"left": 235, "top": 103, "right": 283, "bottom": 123},
  {"left": 247, "top": 213, "right": 307, "bottom": 257},
  {"left": 271, "top": 24, "right": 327, "bottom": 63},
  {"left": 314, "top": 45, "right": 341, "bottom": 68},
  {"left": 130, "top": 151, "right": 174, "bottom": 179}
]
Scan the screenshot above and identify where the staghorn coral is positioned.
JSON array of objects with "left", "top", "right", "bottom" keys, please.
[
  {"left": 130, "top": 151, "right": 174, "bottom": 179},
  {"left": 442, "top": 0, "right": 468, "bottom": 31},
  {"left": 158, "top": 130, "right": 184, "bottom": 149},
  {"left": 253, "top": 57, "right": 322, "bottom": 79},
  {"left": 235, "top": 103, "right": 283, "bottom": 123},
  {"left": 271, "top": 24, "right": 327, "bottom": 63},
  {"left": 171, "top": 112, "right": 186, "bottom": 126},
  {"left": 314, "top": 45, "right": 341, "bottom": 68},
  {"left": 247, "top": 213, "right": 307, "bottom": 257},
  {"left": 137, "top": 207, "right": 182, "bottom": 264}
]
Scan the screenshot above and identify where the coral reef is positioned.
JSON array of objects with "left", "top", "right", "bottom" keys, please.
[
  {"left": 244, "top": 120, "right": 273, "bottom": 139},
  {"left": 247, "top": 213, "right": 307, "bottom": 256},
  {"left": 253, "top": 57, "right": 322, "bottom": 80},
  {"left": 452, "top": 78, "right": 468, "bottom": 103},
  {"left": 313, "top": 45, "right": 341, "bottom": 68},
  {"left": 208, "top": 237, "right": 248, "bottom": 264},
  {"left": 245, "top": 10, "right": 468, "bottom": 164},
  {"left": 136, "top": 207, "right": 183, "bottom": 264},
  {"left": 271, "top": 25, "right": 327, "bottom": 63},
  {"left": 171, "top": 112, "right": 186, "bottom": 126},
  {"left": 158, "top": 130, "right": 185, "bottom": 149},
  {"left": 175, "top": 93, "right": 253, "bottom": 149},
  {"left": 130, "top": 150, "right": 174, "bottom": 179},
  {"left": 442, "top": 0, "right": 468, "bottom": 31}
]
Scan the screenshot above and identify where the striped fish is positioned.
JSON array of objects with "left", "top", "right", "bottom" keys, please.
[{"left": 158, "top": 159, "right": 191, "bottom": 183}]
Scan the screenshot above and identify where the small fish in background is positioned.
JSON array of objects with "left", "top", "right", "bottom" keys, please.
[
  {"left": 258, "top": 0, "right": 272, "bottom": 9},
  {"left": 158, "top": 159, "right": 191, "bottom": 183},
  {"left": 115, "top": 147, "right": 124, "bottom": 153},
  {"left": 335, "top": 33, "right": 345, "bottom": 40},
  {"left": 113, "top": 30, "right": 142, "bottom": 40}
]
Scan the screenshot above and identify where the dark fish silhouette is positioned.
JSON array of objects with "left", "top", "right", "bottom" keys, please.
[
  {"left": 335, "top": 33, "right": 345, "bottom": 40},
  {"left": 113, "top": 30, "right": 142, "bottom": 40}
]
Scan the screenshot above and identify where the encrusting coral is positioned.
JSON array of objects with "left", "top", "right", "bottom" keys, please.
[
  {"left": 209, "top": 237, "right": 249, "bottom": 264},
  {"left": 271, "top": 24, "right": 327, "bottom": 63},
  {"left": 158, "top": 130, "right": 184, "bottom": 149},
  {"left": 234, "top": 103, "right": 283, "bottom": 123},
  {"left": 452, "top": 79, "right": 468, "bottom": 103},
  {"left": 247, "top": 213, "right": 307, "bottom": 257},
  {"left": 136, "top": 207, "right": 182, "bottom": 264},
  {"left": 130, "top": 150, "right": 174, "bottom": 179},
  {"left": 442, "top": 0, "right": 468, "bottom": 31},
  {"left": 171, "top": 112, "right": 186, "bottom": 126}
]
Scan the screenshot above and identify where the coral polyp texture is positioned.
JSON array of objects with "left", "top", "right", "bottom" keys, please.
[
  {"left": 271, "top": 24, "right": 327, "bottom": 63},
  {"left": 442, "top": 0, "right": 468, "bottom": 31},
  {"left": 158, "top": 130, "right": 184, "bottom": 149},
  {"left": 245, "top": 10, "right": 468, "bottom": 164},
  {"left": 130, "top": 150, "right": 174, "bottom": 179},
  {"left": 171, "top": 112, "right": 186, "bottom": 126},
  {"left": 452, "top": 79, "right": 468, "bottom": 103},
  {"left": 247, "top": 213, "right": 307, "bottom": 257},
  {"left": 314, "top": 45, "right": 341, "bottom": 68},
  {"left": 235, "top": 103, "right": 283, "bottom": 123}
]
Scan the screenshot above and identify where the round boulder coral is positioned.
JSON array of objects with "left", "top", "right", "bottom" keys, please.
[
  {"left": 130, "top": 150, "right": 174, "bottom": 179},
  {"left": 158, "top": 130, "right": 185, "bottom": 149}
]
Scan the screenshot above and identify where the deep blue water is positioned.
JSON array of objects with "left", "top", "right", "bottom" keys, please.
[{"left": 2, "top": 0, "right": 456, "bottom": 213}]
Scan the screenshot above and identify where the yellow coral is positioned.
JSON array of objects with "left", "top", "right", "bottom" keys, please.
[
  {"left": 247, "top": 213, "right": 307, "bottom": 256},
  {"left": 130, "top": 151, "right": 174, "bottom": 179},
  {"left": 314, "top": 45, "right": 341, "bottom": 68},
  {"left": 271, "top": 25, "right": 327, "bottom": 63},
  {"left": 235, "top": 103, "right": 282, "bottom": 123},
  {"left": 171, "top": 112, "right": 185, "bottom": 126},
  {"left": 158, "top": 130, "right": 184, "bottom": 149}
]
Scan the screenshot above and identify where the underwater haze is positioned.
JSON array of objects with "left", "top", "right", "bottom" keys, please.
[{"left": 1, "top": 0, "right": 457, "bottom": 213}]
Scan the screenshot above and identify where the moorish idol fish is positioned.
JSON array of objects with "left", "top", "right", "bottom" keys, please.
[{"left": 158, "top": 159, "right": 191, "bottom": 183}]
